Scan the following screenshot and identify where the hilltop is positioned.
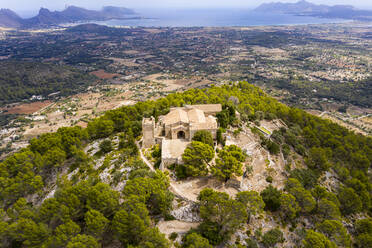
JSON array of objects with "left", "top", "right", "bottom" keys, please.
[
  {"left": 255, "top": 0, "right": 372, "bottom": 21},
  {"left": 0, "top": 6, "right": 137, "bottom": 28},
  {"left": 0, "top": 82, "right": 371, "bottom": 247}
]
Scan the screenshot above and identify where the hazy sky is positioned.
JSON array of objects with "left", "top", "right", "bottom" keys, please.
[{"left": 1, "top": 0, "right": 372, "bottom": 15}]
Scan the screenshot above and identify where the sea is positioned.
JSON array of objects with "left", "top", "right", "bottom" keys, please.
[{"left": 90, "top": 8, "right": 350, "bottom": 27}]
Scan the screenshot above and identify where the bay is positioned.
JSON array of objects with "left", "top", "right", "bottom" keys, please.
[{"left": 91, "top": 8, "right": 350, "bottom": 27}]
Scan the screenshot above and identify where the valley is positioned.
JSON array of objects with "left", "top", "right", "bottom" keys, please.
[{"left": 1, "top": 22, "right": 371, "bottom": 159}]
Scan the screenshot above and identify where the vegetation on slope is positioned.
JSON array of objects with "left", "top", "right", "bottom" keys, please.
[
  {"left": 267, "top": 76, "right": 372, "bottom": 108},
  {"left": 0, "top": 61, "right": 96, "bottom": 106},
  {"left": 0, "top": 82, "right": 371, "bottom": 247}
]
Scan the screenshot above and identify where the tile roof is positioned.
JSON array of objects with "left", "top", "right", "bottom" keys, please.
[{"left": 163, "top": 108, "right": 189, "bottom": 125}]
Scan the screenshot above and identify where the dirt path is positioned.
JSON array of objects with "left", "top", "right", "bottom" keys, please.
[
  {"left": 157, "top": 220, "right": 199, "bottom": 236},
  {"left": 138, "top": 141, "right": 155, "bottom": 171},
  {"left": 137, "top": 140, "right": 196, "bottom": 203}
]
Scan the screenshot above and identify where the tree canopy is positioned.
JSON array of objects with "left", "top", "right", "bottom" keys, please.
[
  {"left": 0, "top": 81, "right": 371, "bottom": 247},
  {"left": 192, "top": 130, "right": 214, "bottom": 147},
  {"left": 179, "top": 141, "right": 214, "bottom": 178},
  {"left": 198, "top": 188, "right": 247, "bottom": 244},
  {"left": 211, "top": 145, "right": 246, "bottom": 182}
]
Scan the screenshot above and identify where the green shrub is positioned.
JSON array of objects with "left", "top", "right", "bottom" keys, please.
[
  {"left": 169, "top": 232, "right": 178, "bottom": 241},
  {"left": 99, "top": 139, "right": 112, "bottom": 153},
  {"left": 261, "top": 185, "right": 281, "bottom": 212},
  {"left": 261, "top": 228, "right": 284, "bottom": 247}
]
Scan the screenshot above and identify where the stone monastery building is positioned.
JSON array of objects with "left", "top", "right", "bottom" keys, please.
[{"left": 142, "top": 104, "right": 222, "bottom": 167}]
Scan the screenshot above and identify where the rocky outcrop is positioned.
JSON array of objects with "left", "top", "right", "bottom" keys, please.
[
  {"left": 171, "top": 201, "right": 201, "bottom": 222},
  {"left": 0, "top": 6, "right": 137, "bottom": 29}
]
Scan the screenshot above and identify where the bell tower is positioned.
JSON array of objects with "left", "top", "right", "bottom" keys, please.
[{"left": 142, "top": 116, "right": 155, "bottom": 148}]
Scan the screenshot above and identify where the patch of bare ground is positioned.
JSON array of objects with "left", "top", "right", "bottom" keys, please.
[
  {"left": 322, "top": 113, "right": 369, "bottom": 136},
  {"left": 347, "top": 105, "right": 372, "bottom": 116},
  {"left": 76, "top": 121, "right": 88, "bottom": 128},
  {"left": 144, "top": 29, "right": 164, "bottom": 34},
  {"left": 185, "top": 79, "right": 213, "bottom": 90},
  {"left": 142, "top": 73, "right": 186, "bottom": 92},
  {"left": 157, "top": 220, "right": 199, "bottom": 237},
  {"left": 320, "top": 102, "right": 343, "bottom": 112},
  {"left": 242, "top": 215, "right": 297, "bottom": 247},
  {"left": 242, "top": 147, "right": 286, "bottom": 192},
  {"left": 23, "top": 86, "right": 134, "bottom": 138},
  {"left": 142, "top": 73, "right": 212, "bottom": 92},
  {"left": 226, "top": 124, "right": 287, "bottom": 192},
  {"left": 108, "top": 57, "right": 140, "bottom": 67},
  {"left": 122, "top": 50, "right": 140, "bottom": 55},
  {"left": 251, "top": 46, "right": 289, "bottom": 61},
  {"left": 306, "top": 109, "right": 322, "bottom": 116},
  {"left": 362, "top": 116, "right": 372, "bottom": 125},
  {"left": 3, "top": 100, "right": 52, "bottom": 114},
  {"left": 90, "top": 69, "right": 121, "bottom": 79},
  {"left": 306, "top": 104, "right": 372, "bottom": 136},
  {"left": 172, "top": 177, "right": 239, "bottom": 202}
]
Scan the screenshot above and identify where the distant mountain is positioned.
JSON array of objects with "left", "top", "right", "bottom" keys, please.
[
  {"left": 0, "top": 9, "right": 23, "bottom": 28},
  {"left": 101, "top": 6, "right": 136, "bottom": 19},
  {"left": 255, "top": 0, "right": 372, "bottom": 21},
  {"left": 0, "top": 6, "right": 137, "bottom": 29}
]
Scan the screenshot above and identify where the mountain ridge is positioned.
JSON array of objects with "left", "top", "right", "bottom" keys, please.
[
  {"left": 0, "top": 9, "right": 23, "bottom": 28},
  {"left": 255, "top": 0, "right": 372, "bottom": 21},
  {"left": 0, "top": 6, "right": 137, "bottom": 29}
]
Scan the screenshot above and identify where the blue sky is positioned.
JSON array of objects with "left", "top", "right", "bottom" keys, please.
[{"left": 1, "top": 0, "right": 372, "bottom": 16}]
